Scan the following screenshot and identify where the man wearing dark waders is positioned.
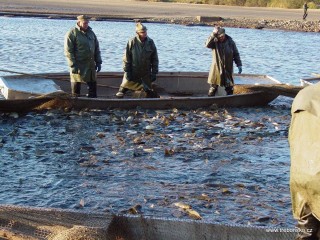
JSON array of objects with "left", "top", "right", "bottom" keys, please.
[
  {"left": 303, "top": 2, "right": 308, "bottom": 20},
  {"left": 64, "top": 15, "right": 102, "bottom": 98},
  {"left": 289, "top": 83, "right": 320, "bottom": 239},
  {"left": 205, "top": 26, "right": 242, "bottom": 97}
]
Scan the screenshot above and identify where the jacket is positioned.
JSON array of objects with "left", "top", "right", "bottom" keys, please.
[
  {"left": 206, "top": 34, "right": 242, "bottom": 87},
  {"left": 120, "top": 35, "right": 158, "bottom": 91},
  {"left": 289, "top": 82, "right": 320, "bottom": 220},
  {"left": 64, "top": 24, "right": 102, "bottom": 83}
]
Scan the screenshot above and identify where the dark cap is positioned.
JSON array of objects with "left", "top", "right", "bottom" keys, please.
[{"left": 217, "top": 27, "right": 225, "bottom": 37}]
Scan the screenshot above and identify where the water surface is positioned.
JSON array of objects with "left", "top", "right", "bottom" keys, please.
[
  {"left": 0, "top": 17, "right": 317, "bottom": 228},
  {"left": 1, "top": 17, "right": 319, "bottom": 84}
]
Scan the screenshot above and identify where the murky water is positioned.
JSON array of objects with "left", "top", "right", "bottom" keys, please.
[
  {"left": 0, "top": 17, "right": 318, "bottom": 228},
  {"left": 0, "top": 105, "right": 292, "bottom": 227}
]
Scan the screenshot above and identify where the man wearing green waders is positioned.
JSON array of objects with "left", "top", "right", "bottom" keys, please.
[
  {"left": 116, "top": 22, "right": 159, "bottom": 98},
  {"left": 64, "top": 15, "right": 102, "bottom": 98}
]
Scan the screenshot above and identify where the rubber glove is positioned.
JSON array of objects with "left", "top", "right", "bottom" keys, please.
[
  {"left": 96, "top": 63, "right": 101, "bottom": 73},
  {"left": 238, "top": 66, "right": 242, "bottom": 74}
]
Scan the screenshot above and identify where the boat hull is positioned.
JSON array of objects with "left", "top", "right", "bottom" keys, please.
[
  {"left": 0, "top": 72, "right": 280, "bottom": 112},
  {"left": 37, "top": 92, "right": 277, "bottom": 111}
]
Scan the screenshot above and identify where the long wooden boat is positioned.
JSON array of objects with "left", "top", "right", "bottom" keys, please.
[{"left": 0, "top": 72, "right": 281, "bottom": 112}]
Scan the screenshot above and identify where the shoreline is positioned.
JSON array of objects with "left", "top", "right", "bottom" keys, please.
[
  {"left": 0, "top": 0, "right": 319, "bottom": 32},
  {"left": 1, "top": 11, "right": 319, "bottom": 33}
]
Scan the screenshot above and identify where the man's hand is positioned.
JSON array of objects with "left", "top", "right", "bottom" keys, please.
[
  {"left": 213, "top": 26, "right": 219, "bottom": 35},
  {"left": 211, "top": 27, "right": 220, "bottom": 42},
  {"left": 210, "top": 27, "right": 219, "bottom": 37},
  {"left": 238, "top": 66, "right": 242, "bottom": 74},
  {"left": 151, "top": 73, "right": 157, "bottom": 82},
  {"left": 71, "top": 67, "right": 79, "bottom": 74},
  {"left": 96, "top": 63, "right": 101, "bottom": 73}
]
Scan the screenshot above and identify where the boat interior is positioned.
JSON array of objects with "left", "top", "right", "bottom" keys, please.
[{"left": 0, "top": 72, "right": 280, "bottom": 100}]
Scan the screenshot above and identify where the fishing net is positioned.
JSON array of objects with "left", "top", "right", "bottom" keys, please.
[
  {"left": 0, "top": 205, "right": 295, "bottom": 240},
  {"left": 235, "top": 84, "right": 302, "bottom": 97},
  {"left": 0, "top": 205, "right": 111, "bottom": 240}
]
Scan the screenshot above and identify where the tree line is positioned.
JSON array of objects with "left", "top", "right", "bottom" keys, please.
[{"left": 149, "top": 0, "right": 319, "bottom": 9}]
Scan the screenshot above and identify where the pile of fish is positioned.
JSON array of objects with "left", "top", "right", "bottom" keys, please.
[{"left": 0, "top": 102, "right": 294, "bottom": 227}]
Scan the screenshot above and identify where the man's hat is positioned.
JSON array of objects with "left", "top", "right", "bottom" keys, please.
[
  {"left": 77, "top": 15, "right": 90, "bottom": 21},
  {"left": 217, "top": 27, "right": 225, "bottom": 37},
  {"left": 136, "top": 22, "right": 147, "bottom": 33}
]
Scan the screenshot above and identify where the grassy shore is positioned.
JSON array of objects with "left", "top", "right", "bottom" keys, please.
[{"left": 144, "top": 0, "right": 319, "bottom": 9}]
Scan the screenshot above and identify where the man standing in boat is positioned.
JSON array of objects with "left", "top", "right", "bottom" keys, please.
[
  {"left": 116, "top": 22, "right": 159, "bottom": 98},
  {"left": 64, "top": 15, "right": 102, "bottom": 98},
  {"left": 205, "top": 26, "right": 242, "bottom": 96}
]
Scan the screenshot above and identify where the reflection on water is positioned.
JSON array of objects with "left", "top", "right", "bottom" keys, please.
[{"left": 1, "top": 17, "right": 320, "bottom": 85}]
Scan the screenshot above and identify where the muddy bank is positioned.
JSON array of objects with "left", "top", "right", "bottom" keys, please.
[
  {"left": 155, "top": 16, "right": 320, "bottom": 32},
  {"left": 1, "top": 0, "right": 320, "bottom": 32},
  {"left": 0, "top": 10, "right": 319, "bottom": 32}
]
